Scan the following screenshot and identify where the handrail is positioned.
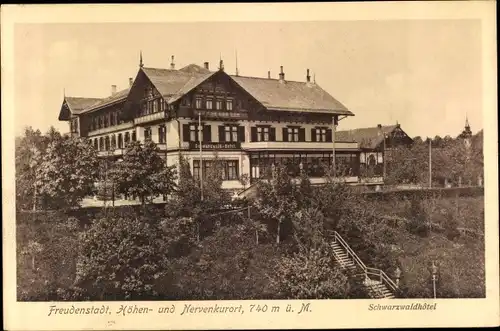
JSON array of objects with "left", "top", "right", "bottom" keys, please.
[
  {"left": 332, "top": 231, "right": 401, "bottom": 295},
  {"left": 333, "top": 231, "right": 367, "bottom": 271}
]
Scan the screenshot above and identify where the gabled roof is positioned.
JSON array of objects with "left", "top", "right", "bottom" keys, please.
[
  {"left": 141, "top": 66, "right": 216, "bottom": 103},
  {"left": 58, "top": 96, "right": 103, "bottom": 120},
  {"left": 59, "top": 63, "right": 353, "bottom": 119},
  {"left": 230, "top": 75, "right": 353, "bottom": 115},
  {"left": 143, "top": 64, "right": 352, "bottom": 115},
  {"left": 84, "top": 88, "right": 130, "bottom": 113},
  {"left": 336, "top": 125, "right": 398, "bottom": 149},
  {"left": 65, "top": 97, "right": 103, "bottom": 113}
]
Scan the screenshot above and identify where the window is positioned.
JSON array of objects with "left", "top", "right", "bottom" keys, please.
[
  {"left": 224, "top": 125, "right": 239, "bottom": 142},
  {"left": 110, "top": 113, "right": 116, "bottom": 126},
  {"left": 111, "top": 135, "right": 116, "bottom": 149},
  {"left": 181, "top": 98, "right": 188, "bottom": 106},
  {"left": 226, "top": 99, "right": 233, "bottom": 111},
  {"left": 206, "top": 98, "right": 213, "bottom": 110},
  {"left": 226, "top": 160, "right": 238, "bottom": 180},
  {"left": 124, "top": 132, "right": 130, "bottom": 146},
  {"left": 118, "top": 134, "right": 123, "bottom": 148},
  {"left": 288, "top": 127, "right": 299, "bottom": 142},
  {"left": 158, "top": 125, "right": 166, "bottom": 144},
  {"left": 105, "top": 136, "right": 110, "bottom": 151},
  {"left": 257, "top": 126, "right": 270, "bottom": 142},
  {"left": 132, "top": 131, "right": 137, "bottom": 141},
  {"left": 193, "top": 160, "right": 239, "bottom": 181},
  {"left": 94, "top": 139, "right": 98, "bottom": 150},
  {"left": 216, "top": 99, "right": 223, "bottom": 110},
  {"left": 144, "top": 127, "right": 152, "bottom": 141},
  {"left": 195, "top": 98, "right": 202, "bottom": 109},
  {"left": 315, "top": 128, "right": 327, "bottom": 142},
  {"left": 190, "top": 124, "right": 201, "bottom": 142},
  {"left": 99, "top": 137, "right": 104, "bottom": 150},
  {"left": 193, "top": 160, "right": 200, "bottom": 181},
  {"left": 152, "top": 99, "right": 159, "bottom": 113}
]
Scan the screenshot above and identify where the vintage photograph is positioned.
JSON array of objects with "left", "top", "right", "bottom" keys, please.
[{"left": 12, "top": 18, "right": 486, "bottom": 303}]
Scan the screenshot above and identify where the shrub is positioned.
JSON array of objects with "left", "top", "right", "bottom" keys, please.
[
  {"left": 73, "top": 211, "right": 170, "bottom": 300},
  {"left": 17, "top": 212, "right": 80, "bottom": 301},
  {"left": 268, "top": 247, "right": 351, "bottom": 299}
]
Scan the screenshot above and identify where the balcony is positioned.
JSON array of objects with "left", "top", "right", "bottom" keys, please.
[
  {"left": 88, "top": 122, "right": 134, "bottom": 136},
  {"left": 97, "top": 149, "right": 124, "bottom": 157},
  {"left": 241, "top": 140, "right": 359, "bottom": 151},
  {"left": 134, "top": 112, "right": 166, "bottom": 125}
]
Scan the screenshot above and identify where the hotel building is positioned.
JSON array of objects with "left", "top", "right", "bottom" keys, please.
[{"left": 58, "top": 56, "right": 362, "bottom": 192}]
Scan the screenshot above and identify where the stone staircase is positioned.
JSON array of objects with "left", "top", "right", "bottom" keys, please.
[{"left": 331, "top": 231, "right": 399, "bottom": 299}]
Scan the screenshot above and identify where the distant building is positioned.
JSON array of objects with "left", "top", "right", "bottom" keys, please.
[
  {"left": 457, "top": 116, "right": 473, "bottom": 149},
  {"left": 336, "top": 123, "right": 413, "bottom": 176},
  {"left": 58, "top": 55, "right": 361, "bottom": 192}
]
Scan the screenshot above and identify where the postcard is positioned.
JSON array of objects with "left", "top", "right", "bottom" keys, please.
[{"left": 2, "top": 2, "right": 498, "bottom": 329}]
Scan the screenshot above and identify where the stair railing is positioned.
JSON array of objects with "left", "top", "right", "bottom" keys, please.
[{"left": 332, "top": 231, "right": 401, "bottom": 297}]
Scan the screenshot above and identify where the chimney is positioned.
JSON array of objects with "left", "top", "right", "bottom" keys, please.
[
  {"left": 111, "top": 85, "right": 117, "bottom": 96},
  {"left": 129, "top": 77, "right": 133, "bottom": 87},
  {"left": 219, "top": 59, "right": 224, "bottom": 71},
  {"left": 306, "top": 69, "right": 311, "bottom": 82},
  {"left": 279, "top": 66, "right": 285, "bottom": 83},
  {"left": 204, "top": 62, "right": 209, "bottom": 70},
  {"left": 170, "top": 55, "right": 175, "bottom": 69},
  {"left": 377, "top": 124, "right": 382, "bottom": 129},
  {"left": 268, "top": 71, "right": 271, "bottom": 79}
]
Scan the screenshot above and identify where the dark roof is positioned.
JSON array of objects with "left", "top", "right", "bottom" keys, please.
[
  {"left": 64, "top": 97, "right": 102, "bottom": 114},
  {"left": 141, "top": 66, "right": 215, "bottom": 103},
  {"left": 60, "top": 63, "right": 353, "bottom": 118},
  {"left": 83, "top": 88, "right": 130, "bottom": 113},
  {"left": 231, "top": 75, "right": 352, "bottom": 115},
  {"left": 144, "top": 64, "right": 352, "bottom": 115},
  {"left": 336, "top": 125, "right": 398, "bottom": 149}
]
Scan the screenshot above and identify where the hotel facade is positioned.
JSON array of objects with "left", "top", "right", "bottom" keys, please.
[{"left": 59, "top": 56, "right": 367, "bottom": 192}]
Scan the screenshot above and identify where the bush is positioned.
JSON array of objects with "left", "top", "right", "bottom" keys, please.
[
  {"left": 73, "top": 210, "right": 170, "bottom": 300},
  {"left": 17, "top": 212, "right": 80, "bottom": 301},
  {"left": 169, "top": 224, "right": 279, "bottom": 300},
  {"left": 268, "top": 247, "right": 351, "bottom": 299}
]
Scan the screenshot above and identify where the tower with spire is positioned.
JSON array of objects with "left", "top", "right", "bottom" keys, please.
[
  {"left": 458, "top": 114, "right": 473, "bottom": 148},
  {"left": 139, "top": 51, "right": 144, "bottom": 68}
]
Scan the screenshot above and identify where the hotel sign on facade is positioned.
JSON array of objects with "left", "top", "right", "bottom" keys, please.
[
  {"left": 189, "top": 141, "right": 241, "bottom": 150},
  {"left": 193, "top": 110, "right": 248, "bottom": 120}
]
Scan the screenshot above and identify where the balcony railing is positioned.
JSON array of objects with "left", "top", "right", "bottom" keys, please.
[
  {"left": 241, "top": 140, "right": 359, "bottom": 151},
  {"left": 88, "top": 122, "right": 134, "bottom": 136},
  {"left": 134, "top": 112, "right": 165, "bottom": 125}
]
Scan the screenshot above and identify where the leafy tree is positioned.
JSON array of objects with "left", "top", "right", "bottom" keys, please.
[
  {"left": 73, "top": 209, "right": 170, "bottom": 300},
  {"left": 15, "top": 127, "right": 45, "bottom": 211},
  {"left": 111, "top": 140, "right": 177, "bottom": 205},
  {"left": 36, "top": 135, "right": 99, "bottom": 209},
  {"left": 253, "top": 164, "right": 298, "bottom": 244}
]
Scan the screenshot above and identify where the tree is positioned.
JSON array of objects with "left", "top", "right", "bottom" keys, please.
[
  {"left": 254, "top": 164, "right": 298, "bottom": 244},
  {"left": 15, "top": 127, "right": 45, "bottom": 211},
  {"left": 167, "top": 154, "right": 234, "bottom": 241},
  {"left": 111, "top": 140, "right": 177, "bottom": 205},
  {"left": 74, "top": 209, "right": 170, "bottom": 300},
  {"left": 35, "top": 135, "right": 99, "bottom": 209}
]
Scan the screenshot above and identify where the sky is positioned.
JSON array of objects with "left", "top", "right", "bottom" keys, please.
[{"left": 14, "top": 20, "right": 483, "bottom": 139}]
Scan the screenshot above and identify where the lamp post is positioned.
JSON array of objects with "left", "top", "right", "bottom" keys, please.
[
  {"left": 430, "top": 261, "right": 438, "bottom": 299},
  {"left": 394, "top": 266, "right": 401, "bottom": 288},
  {"left": 428, "top": 138, "right": 432, "bottom": 188}
]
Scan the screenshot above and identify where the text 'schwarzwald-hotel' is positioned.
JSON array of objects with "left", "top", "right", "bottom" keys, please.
[{"left": 58, "top": 55, "right": 407, "bottom": 193}]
